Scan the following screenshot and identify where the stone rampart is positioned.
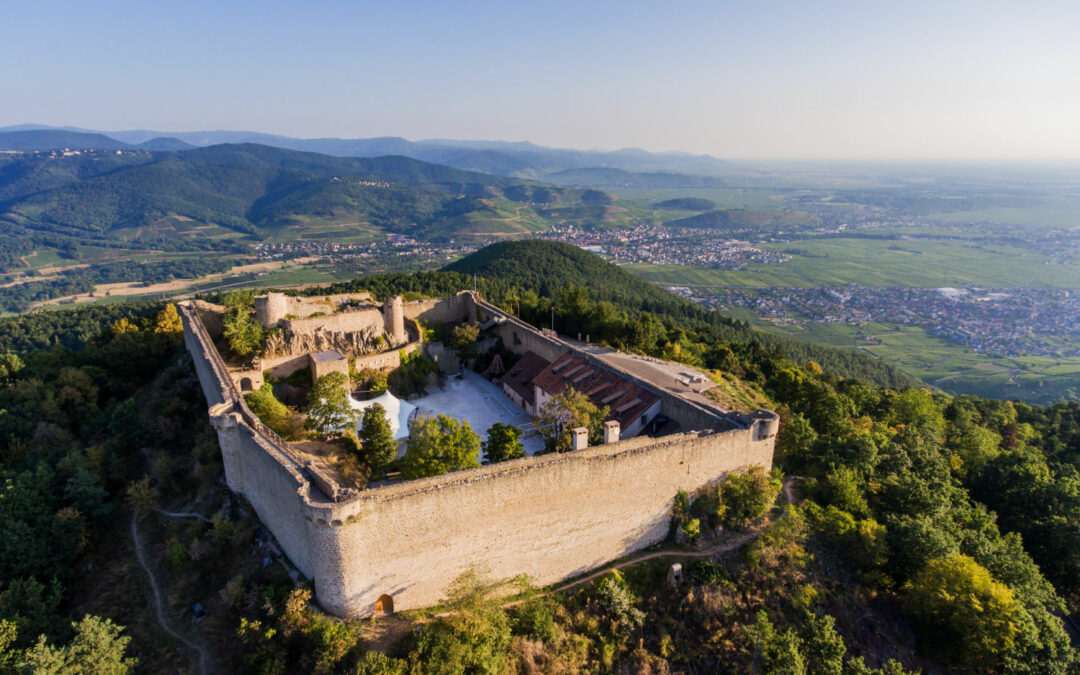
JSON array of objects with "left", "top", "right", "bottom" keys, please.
[
  {"left": 255, "top": 292, "right": 374, "bottom": 328},
  {"left": 312, "top": 425, "right": 772, "bottom": 616},
  {"left": 402, "top": 294, "right": 473, "bottom": 325},
  {"left": 280, "top": 307, "right": 386, "bottom": 336},
  {"left": 180, "top": 296, "right": 776, "bottom": 619}
]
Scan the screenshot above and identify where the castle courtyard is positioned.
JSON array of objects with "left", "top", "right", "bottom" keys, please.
[{"left": 411, "top": 368, "right": 545, "bottom": 458}]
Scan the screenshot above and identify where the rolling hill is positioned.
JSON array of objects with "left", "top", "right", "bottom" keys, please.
[
  {"left": 440, "top": 240, "right": 916, "bottom": 389},
  {"left": 665, "top": 208, "right": 819, "bottom": 229},
  {"left": 0, "top": 143, "right": 608, "bottom": 244}
]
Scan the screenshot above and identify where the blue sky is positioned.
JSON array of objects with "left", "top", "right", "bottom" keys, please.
[{"left": 3, "top": 0, "right": 1078, "bottom": 159}]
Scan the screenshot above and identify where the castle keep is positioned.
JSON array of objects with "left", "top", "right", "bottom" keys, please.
[{"left": 180, "top": 291, "right": 777, "bottom": 617}]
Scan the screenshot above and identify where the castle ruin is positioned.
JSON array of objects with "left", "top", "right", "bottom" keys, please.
[{"left": 180, "top": 291, "right": 778, "bottom": 618}]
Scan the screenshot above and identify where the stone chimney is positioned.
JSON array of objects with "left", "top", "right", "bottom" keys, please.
[
  {"left": 604, "top": 420, "right": 621, "bottom": 444},
  {"left": 571, "top": 426, "right": 589, "bottom": 451}
]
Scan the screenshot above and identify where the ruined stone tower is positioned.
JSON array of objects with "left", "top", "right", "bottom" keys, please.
[
  {"left": 254, "top": 292, "right": 289, "bottom": 328},
  {"left": 383, "top": 295, "right": 406, "bottom": 345}
]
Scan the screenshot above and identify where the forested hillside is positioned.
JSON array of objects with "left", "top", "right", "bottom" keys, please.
[
  {"left": 439, "top": 241, "right": 914, "bottom": 388},
  {"left": 0, "top": 144, "right": 607, "bottom": 255},
  {"left": 0, "top": 242, "right": 1077, "bottom": 672}
]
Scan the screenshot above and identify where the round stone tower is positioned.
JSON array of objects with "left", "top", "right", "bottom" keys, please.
[
  {"left": 752, "top": 409, "right": 780, "bottom": 441},
  {"left": 255, "top": 292, "right": 289, "bottom": 328},
  {"left": 383, "top": 295, "right": 406, "bottom": 345}
]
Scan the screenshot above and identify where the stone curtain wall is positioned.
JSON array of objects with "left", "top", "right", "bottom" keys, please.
[
  {"left": 315, "top": 426, "right": 773, "bottom": 616},
  {"left": 181, "top": 297, "right": 776, "bottom": 619}
]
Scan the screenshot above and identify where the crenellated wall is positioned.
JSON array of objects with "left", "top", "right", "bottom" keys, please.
[{"left": 180, "top": 294, "right": 777, "bottom": 618}]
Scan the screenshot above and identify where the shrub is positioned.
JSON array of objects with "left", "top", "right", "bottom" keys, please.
[{"left": 717, "top": 466, "right": 782, "bottom": 529}]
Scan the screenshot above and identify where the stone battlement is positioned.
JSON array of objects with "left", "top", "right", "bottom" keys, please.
[{"left": 180, "top": 292, "right": 777, "bottom": 617}]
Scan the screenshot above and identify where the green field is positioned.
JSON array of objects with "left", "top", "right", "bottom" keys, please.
[
  {"left": 743, "top": 318, "right": 1080, "bottom": 403},
  {"left": 929, "top": 192, "right": 1080, "bottom": 228},
  {"left": 626, "top": 236, "right": 1080, "bottom": 288}
]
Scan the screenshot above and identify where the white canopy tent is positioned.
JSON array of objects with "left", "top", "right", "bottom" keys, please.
[{"left": 348, "top": 390, "right": 417, "bottom": 441}]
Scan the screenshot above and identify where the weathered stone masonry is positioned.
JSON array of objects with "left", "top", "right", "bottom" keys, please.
[{"left": 180, "top": 293, "right": 777, "bottom": 617}]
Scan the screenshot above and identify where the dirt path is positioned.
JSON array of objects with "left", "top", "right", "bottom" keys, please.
[
  {"left": 131, "top": 514, "right": 211, "bottom": 675},
  {"left": 157, "top": 509, "right": 213, "bottom": 523}
]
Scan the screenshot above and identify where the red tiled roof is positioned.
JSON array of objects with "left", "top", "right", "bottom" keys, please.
[
  {"left": 502, "top": 351, "right": 551, "bottom": 407},
  {"left": 531, "top": 353, "right": 659, "bottom": 428}
]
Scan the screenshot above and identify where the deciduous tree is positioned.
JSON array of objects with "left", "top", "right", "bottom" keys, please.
[
  {"left": 401, "top": 414, "right": 481, "bottom": 479},
  {"left": 481, "top": 422, "right": 525, "bottom": 464},
  {"left": 536, "top": 387, "right": 610, "bottom": 452},
  {"left": 305, "top": 372, "right": 352, "bottom": 435}
]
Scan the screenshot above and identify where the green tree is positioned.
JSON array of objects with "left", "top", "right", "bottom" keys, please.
[
  {"left": 0, "top": 620, "right": 18, "bottom": 674},
  {"left": 592, "top": 572, "right": 645, "bottom": 639},
  {"left": 0, "top": 351, "right": 24, "bottom": 383},
  {"left": 449, "top": 323, "right": 480, "bottom": 357},
  {"left": 124, "top": 476, "right": 159, "bottom": 520},
  {"left": 799, "top": 611, "right": 846, "bottom": 675},
  {"left": 23, "top": 615, "right": 137, "bottom": 675},
  {"left": 359, "top": 403, "right": 397, "bottom": 476},
  {"left": 408, "top": 570, "right": 512, "bottom": 674},
  {"left": 481, "top": 422, "right": 525, "bottom": 464},
  {"left": 903, "top": 554, "right": 1022, "bottom": 669},
  {"left": 536, "top": 387, "right": 610, "bottom": 452},
  {"left": 245, "top": 383, "right": 293, "bottom": 436},
  {"left": 717, "top": 466, "right": 782, "bottom": 529},
  {"left": 748, "top": 610, "right": 806, "bottom": 675},
  {"left": 401, "top": 414, "right": 481, "bottom": 479},
  {"left": 223, "top": 305, "right": 264, "bottom": 357},
  {"left": 776, "top": 412, "right": 818, "bottom": 470},
  {"left": 305, "top": 372, "right": 352, "bottom": 435}
]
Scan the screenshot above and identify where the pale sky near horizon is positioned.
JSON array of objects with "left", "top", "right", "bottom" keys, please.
[{"left": 2, "top": 1, "right": 1079, "bottom": 160}]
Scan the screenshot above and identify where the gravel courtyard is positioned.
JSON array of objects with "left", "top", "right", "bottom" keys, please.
[{"left": 412, "top": 369, "right": 545, "bottom": 458}]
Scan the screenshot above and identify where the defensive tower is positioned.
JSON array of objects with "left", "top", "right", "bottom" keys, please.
[
  {"left": 384, "top": 295, "right": 406, "bottom": 345},
  {"left": 254, "top": 292, "right": 289, "bottom": 328}
]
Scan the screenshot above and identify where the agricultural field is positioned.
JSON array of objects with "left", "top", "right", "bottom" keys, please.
[
  {"left": 626, "top": 236, "right": 1080, "bottom": 288},
  {"left": 750, "top": 318, "right": 1080, "bottom": 403}
]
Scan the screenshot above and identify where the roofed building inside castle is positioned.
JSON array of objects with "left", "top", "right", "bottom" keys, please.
[{"left": 179, "top": 289, "right": 778, "bottom": 618}]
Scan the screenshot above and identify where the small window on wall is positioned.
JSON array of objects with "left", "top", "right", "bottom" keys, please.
[{"left": 639, "top": 413, "right": 648, "bottom": 427}]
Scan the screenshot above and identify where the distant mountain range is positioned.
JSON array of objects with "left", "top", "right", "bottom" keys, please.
[
  {"left": 0, "top": 124, "right": 735, "bottom": 180},
  {"left": 0, "top": 142, "right": 612, "bottom": 247}
]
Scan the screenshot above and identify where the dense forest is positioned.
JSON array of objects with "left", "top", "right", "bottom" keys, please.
[{"left": 0, "top": 242, "right": 1077, "bottom": 672}]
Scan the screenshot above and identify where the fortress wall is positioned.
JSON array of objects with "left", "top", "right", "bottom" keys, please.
[
  {"left": 402, "top": 294, "right": 473, "bottom": 325},
  {"left": 261, "top": 354, "right": 312, "bottom": 379},
  {"left": 352, "top": 342, "right": 422, "bottom": 372},
  {"left": 208, "top": 408, "right": 322, "bottom": 578},
  {"left": 313, "top": 426, "right": 775, "bottom": 617},
  {"left": 180, "top": 302, "right": 341, "bottom": 580},
  {"left": 190, "top": 300, "right": 225, "bottom": 338},
  {"left": 281, "top": 308, "right": 385, "bottom": 336},
  {"left": 183, "top": 319, "right": 228, "bottom": 407},
  {"left": 181, "top": 296, "right": 777, "bottom": 620},
  {"left": 468, "top": 297, "right": 570, "bottom": 363}
]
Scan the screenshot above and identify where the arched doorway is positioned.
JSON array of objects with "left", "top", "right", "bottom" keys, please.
[
  {"left": 374, "top": 594, "right": 394, "bottom": 616},
  {"left": 239, "top": 377, "right": 253, "bottom": 392}
]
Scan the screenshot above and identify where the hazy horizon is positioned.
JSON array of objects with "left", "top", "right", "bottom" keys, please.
[{"left": 4, "top": 0, "right": 1079, "bottom": 161}]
